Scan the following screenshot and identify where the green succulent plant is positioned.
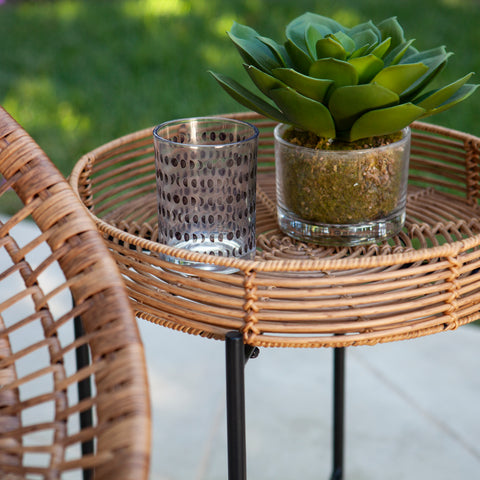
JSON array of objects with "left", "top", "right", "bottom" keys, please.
[{"left": 210, "top": 13, "right": 478, "bottom": 142}]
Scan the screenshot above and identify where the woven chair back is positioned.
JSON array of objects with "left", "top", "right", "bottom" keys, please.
[{"left": 0, "top": 106, "right": 151, "bottom": 479}]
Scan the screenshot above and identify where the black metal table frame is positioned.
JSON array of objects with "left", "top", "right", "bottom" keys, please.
[{"left": 226, "top": 331, "right": 346, "bottom": 480}]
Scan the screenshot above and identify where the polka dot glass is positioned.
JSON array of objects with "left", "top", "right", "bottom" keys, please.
[{"left": 153, "top": 117, "right": 258, "bottom": 272}]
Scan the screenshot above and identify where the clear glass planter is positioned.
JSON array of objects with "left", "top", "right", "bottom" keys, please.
[{"left": 274, "top": 124, "right": 411, "bottom": 246}]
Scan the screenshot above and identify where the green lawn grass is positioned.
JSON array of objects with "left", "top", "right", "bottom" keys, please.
[{"left": 1, "top": 0, "right": 480, "bottom": 214}]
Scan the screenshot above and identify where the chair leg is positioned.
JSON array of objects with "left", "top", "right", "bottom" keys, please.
[
  {"left": 74, "top": 315, "right": 94, "bottom": 480},
  {"left": 331, "top": 347, "right": 346, "bottom": 480},
  {"left": 225, "top": 331, "right": 259, "bottom": 480}
]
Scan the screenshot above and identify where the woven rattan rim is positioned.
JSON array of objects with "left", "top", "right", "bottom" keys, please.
[{"left": 70, "top": 112, "right": 480, "bottom": 348}]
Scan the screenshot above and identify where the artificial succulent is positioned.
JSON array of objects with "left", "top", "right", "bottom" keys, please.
[{"left": 210, "top": 13, "right": 478, "bottom": 142}]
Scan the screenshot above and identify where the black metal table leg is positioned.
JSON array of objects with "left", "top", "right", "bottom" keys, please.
[
  {"left": 74, "top": 314, "right": 94, "bottom": 480},
  {"left": 225, "top": 331, "right": 259, "bottom": 480},
  {"left": 226, "top": 331, "right": 345, "bottom": 480},
  {"left": 331, "top": 347, "right": 346, "bottom": 480}
]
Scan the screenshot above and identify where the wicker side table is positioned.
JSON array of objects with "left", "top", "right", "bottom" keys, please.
[{"left": 70, "top": 112, "right": 480, "bottom": 480}]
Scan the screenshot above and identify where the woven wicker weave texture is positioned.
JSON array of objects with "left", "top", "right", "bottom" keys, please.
[
  {"left": 69, "top": 112, "right": 480, "bottom": 348},
  {"left": 0, "top": 106, "right": 151, "bottom": 479}
]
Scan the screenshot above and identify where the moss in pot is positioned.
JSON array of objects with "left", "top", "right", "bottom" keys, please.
[{"left": 210, "top": 12, "right": 478, "bottom": 245}]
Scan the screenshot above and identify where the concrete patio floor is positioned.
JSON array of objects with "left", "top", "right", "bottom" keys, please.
[{"left": 139, "top": 320, "right": 480, "bottom": 480}]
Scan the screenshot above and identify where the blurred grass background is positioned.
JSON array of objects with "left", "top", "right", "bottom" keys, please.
[{"left": 1, "top": 0, "right": 480, "bottom": 214}]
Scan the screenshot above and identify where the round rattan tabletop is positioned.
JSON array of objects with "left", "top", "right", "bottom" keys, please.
[{"left": 70, "top": 112, "right": 480, "bottom": 348}]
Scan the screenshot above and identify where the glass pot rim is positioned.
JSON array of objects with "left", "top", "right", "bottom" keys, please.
[
  {"left": 153, "top": 116, "right": 259, "bottom": 148},
  {"left": 274, "top": 123, "right": 411, "bottom": 154}
]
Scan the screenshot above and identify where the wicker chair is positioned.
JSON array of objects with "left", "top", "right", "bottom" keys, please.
[{"left": 0, "top": 106, "right": 151, "bottom": 479}]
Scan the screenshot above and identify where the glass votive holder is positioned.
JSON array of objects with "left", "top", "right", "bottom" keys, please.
[{"left": 153, "top": 116, "right": 259, "bottom": 272}]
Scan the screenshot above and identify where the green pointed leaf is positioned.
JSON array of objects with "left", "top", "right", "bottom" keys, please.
[
  {"left": 257, "top": 35, "right": 292, "bottom": 67},
  {"left": 348, "top": 54, "right": 384, "bottom": 83},
  {"left": 400, "top": 52, "right": 452, "bottom": 101},
  {"left": 376, "top": 17, "right": 406, "bottom": 53},
  {"left": 383, "top": 39, "right": 416, "bottom": 66},
  {"left": 284, "top": 39, "right": 312, "bottom": 74},
  {"left": 372, "top": 63, "right": 429, "bottom": 95},
  {"left": 329, "top": 84, "right": 399, "bottom": 131},
  {"left": 305, "top": 24, "right": 325, "bottom": 59},
  {"left": 309, "top": 58, "right": 358, "bottom": 87},
  {"left": 415, "top": 73, "right": 474, "bottom": 110},
  {"left": 272, "top": 68, "right": 333, "bottom": 102},
  {"left": 349, "top": 44, "right": 371, "bottom": 59},
  {"left": 209, "top": 71, "right": 289, "bottom": 123},
  {"left": 285, "top": 14, "right": 344, "bottom": 69},
  {"left": 285, "top": 25, "right": 309, "bottom": 55},
  {"left": 400, "top": 46, "right": 448, "bottom": 65},
  {"left": 370, "top": 37, "right": 391, "bottom": 59},
  {"left": 286, "top": 14, "right": 329, "bottom": 60},
  {"left": 269, "top": 87, "right": 336, "bottom": 138},
  {"left": 348, "top": 103, "right": 426, "bottom": 141},
  {"left": 347, "top": 21, "right": 381, "bottom": 48},
  {"left": 315, "top": 36, "right": 347, "bottom": 60},
  {"left": 404, "top": 45, "right": 419, "bottom": 58},
  {"left": 286, "top": 12, "right": 345, "bottom": 41},
  {"left": 228, "top": 22, "right": 280, "bottom": 72},
  {"left": 244, "top": 64, "right": 286, "bottom": 96},
  {"left": 348, "top": 20, "right": 381, "bottom": 40},
  {"left": 329, "top": 31, "right": 355, "bottom": 56},
  {"left": 420, "top": 84, "right": 479, "bottom": 118},
  {"left": 351, "top": 29, "right": 379, "bottom": 49}
]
